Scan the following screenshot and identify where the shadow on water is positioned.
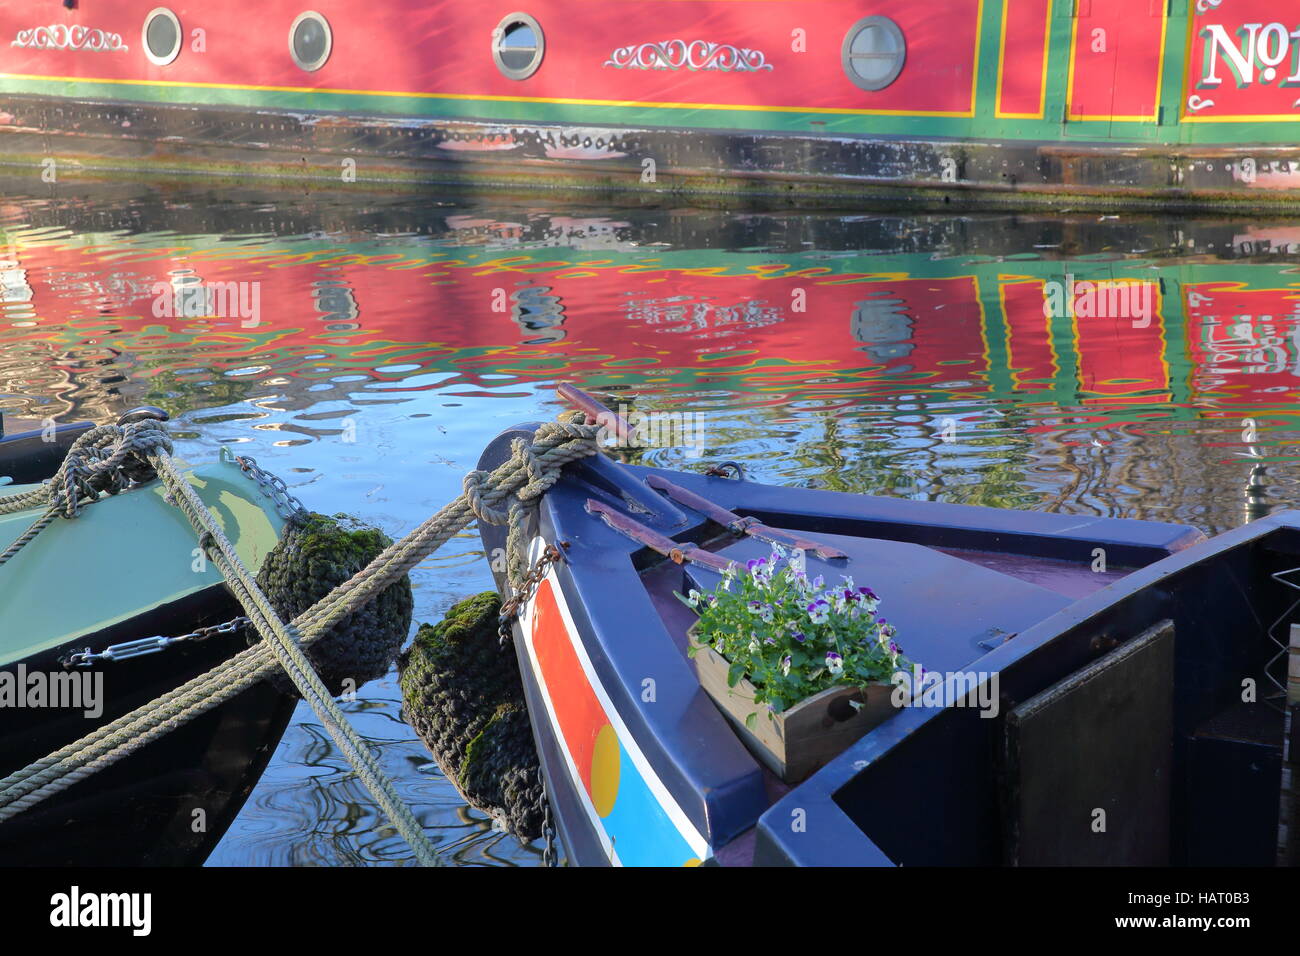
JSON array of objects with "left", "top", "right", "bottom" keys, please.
[{"left": 2, "top": 183, "right": 1299, "bottom": 864}]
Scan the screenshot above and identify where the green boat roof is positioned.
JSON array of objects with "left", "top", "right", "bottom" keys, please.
[{"left": 0, "top": 458, "right": 285, "bottom": 667}]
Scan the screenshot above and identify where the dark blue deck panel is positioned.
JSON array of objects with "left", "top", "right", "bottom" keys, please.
[{"left": 753, "top": 511, "right": 1300, "bottom": 866}]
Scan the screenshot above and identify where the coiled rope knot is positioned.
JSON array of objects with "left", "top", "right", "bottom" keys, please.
[
  {"left": 49, "top": 420, "right": 173, "bottom": 518},
  {"left": 460, "top": 419, "right": 601, "bottom": 589},
  {"left": 0, "top": 418, "right": 174, "bottom": 571},
  {"left": 510, "top": 437, "right": 557, "bottom": 503},
  {"left": 462, "top": 470, "right": 509, "bottom": 527},
  {"left": 462, "top": 420, "right": 601, "bottom": 524}
]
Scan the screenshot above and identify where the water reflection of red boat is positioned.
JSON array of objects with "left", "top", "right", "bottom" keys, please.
[
  {"left": 1, "top": 238, "right": 995, "bottom": 400},
  {"left": 3, "top": 227, "right": 1300, "bottom": 427},
  {"left": 1185, "top": 283, "right": 1300, "bottom": 409}
]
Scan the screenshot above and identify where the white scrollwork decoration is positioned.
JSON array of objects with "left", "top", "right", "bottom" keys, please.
[
  {"left": 1195, "top": 0, "right": 1223, "bottom": 12},
  {"left": 11, "top": 25, "right": 129, "bottom": 52},
  {"left": 1187, "top": 94, "right": 1215, "bottom": 111},
  {"left": 604, "top": 39, "right": 773, "bottom": 72}
]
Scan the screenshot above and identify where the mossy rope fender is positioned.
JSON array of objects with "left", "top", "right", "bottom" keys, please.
[{"left": 0, "top": 416, "right": 603, "bottom": 866}]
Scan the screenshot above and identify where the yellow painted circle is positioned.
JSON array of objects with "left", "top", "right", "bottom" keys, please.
[{"left": 590, "top": 723, "right": 621, "bottom": 818}]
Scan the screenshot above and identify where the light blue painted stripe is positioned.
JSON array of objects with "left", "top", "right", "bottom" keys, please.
[{"left": 599, "top": 745, "right": 701, "bottom": 866}]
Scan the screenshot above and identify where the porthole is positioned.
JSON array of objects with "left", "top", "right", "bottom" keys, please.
[
  {"left": 493, "top": 13, "right": 544, "bottom": 81},
  {"left": 289, "top": 11, "right": 332, "bottom": 72},
  {"left": 142, "top": 7, "right": 182, "bottom": 66},
  {"left": 841, "top": 16, "right": 906, "bottom": 91}
]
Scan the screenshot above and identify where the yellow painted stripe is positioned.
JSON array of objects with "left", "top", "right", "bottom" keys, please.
[
  {"left": 1065, "top": 6, "right": 1167, "bottom": 124},
  {"left": 1183, "top": 113, "right": 1300, "bottom": 123},
  {"left": 967, "top": 0, "right": 986, "bottom": 120},
  {"left": 1152, "top": 8, "right": 1169, "bottom": 124},
  {"left": 994, "top": 0, "right": 1053, "bottom": 120},
  {"left": 998, "top": 277, "right": 1060, "bottom": 390},
  {"left": 1177, "top": 6, "right": 1197, "bottom": 122}
]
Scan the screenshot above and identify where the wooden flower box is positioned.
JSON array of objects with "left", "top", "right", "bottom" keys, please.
[{"left": 689, "top": 629, "right": 902, "bottom": 785}]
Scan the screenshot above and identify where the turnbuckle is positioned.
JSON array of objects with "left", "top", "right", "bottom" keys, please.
[
  {"left": 64, "top": 635, "right": 176, "bottom": 667},
  {"left": 62, "top": 617, "right": 248, "bottom": 668}
]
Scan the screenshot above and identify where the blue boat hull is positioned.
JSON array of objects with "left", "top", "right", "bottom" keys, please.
[{"left": 477, "top": 422, "right": 1291, "bottom": 867}]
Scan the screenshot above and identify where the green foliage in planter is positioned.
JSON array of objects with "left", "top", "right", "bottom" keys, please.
[{"left": 678, "top": 546, "right": 912, "bottom": 716}]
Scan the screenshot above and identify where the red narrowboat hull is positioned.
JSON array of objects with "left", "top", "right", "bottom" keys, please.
[{"left": 4, "top": 1, "right": 1300, "bottom": 206}]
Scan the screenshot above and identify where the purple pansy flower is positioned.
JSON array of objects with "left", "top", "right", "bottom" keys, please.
[{"left": 807, "top": 600, "right": 830, "bottom": 625}]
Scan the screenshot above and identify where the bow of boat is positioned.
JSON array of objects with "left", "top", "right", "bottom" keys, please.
[{"left": 479, "top": 419, "right": 1293, "bottom": 866}]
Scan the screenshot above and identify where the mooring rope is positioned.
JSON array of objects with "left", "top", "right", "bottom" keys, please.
[
  {"left": 0, "top": 418, "right": 601, "bottom": 866},
  {"left": 149, "top": 450, "right": 444, "bottom": 866}
]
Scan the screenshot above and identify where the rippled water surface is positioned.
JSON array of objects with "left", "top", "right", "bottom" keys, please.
[{"left": 3, "top": 187, "right": 1299, "bottom": 864}]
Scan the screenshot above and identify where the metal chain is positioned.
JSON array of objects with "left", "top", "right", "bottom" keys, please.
[
  {"left": 222, "top": 448, "right": 308, "bottom": 521},
  {"left": 62, "top": 617, "right": 249, "bottom": 668},
  {"left": 497, "top": 543, "right": 563, "bottom": 649},
  {"left": 541, "top": 781, "right": 558, "bottom": 867}
]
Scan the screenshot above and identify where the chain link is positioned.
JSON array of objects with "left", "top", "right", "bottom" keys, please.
[
  {"left": 62, "top": 617, "right": 249, "bottom": 667},
  {"left": 223, "top": 450, "right": 308, "bottom": 521},
  {"left": 497, "top": 543, "right": 562, "bottom": 649},
  {"left": 541, "top": 782, "right": 557, "bottom": 867}
]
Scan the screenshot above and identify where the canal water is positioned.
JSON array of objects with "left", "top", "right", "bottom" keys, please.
[{"left": 2, "top": 186, "right": 1298, "bottom": 864}]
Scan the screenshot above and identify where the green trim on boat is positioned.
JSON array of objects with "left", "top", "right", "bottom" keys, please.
[{"left": 0, "top": 458, "right": 285, "bottom": 667}]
